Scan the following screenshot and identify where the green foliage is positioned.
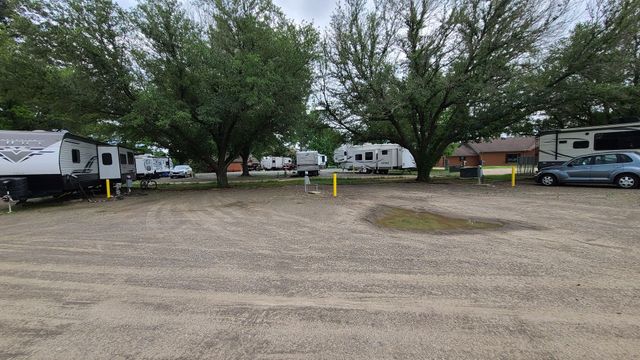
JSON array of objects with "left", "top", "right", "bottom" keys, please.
[
  {"left": 526, "top": 1, "right": 640, "bottom": 131},
  {"left": 3, "top": 0, "right": 316, "bottom": 188},
  {"left": 321, "top": 0, "right": 638, "bottom": 181}
]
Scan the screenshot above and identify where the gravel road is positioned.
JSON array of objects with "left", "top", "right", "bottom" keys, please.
[{"left": 0, "top": 182, "right": 639, "bottom": 359}]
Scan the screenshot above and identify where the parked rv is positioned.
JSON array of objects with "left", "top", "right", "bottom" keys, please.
[
  {"left": 538, "top": 122, "right": 640, "bottom": 169},
  {"left": 333, "top": 144, "right": 416, "bottom": 173},
  {"left": 135, "top": 154, "right": 173, "bottom": 178},
  {"left": 0, "top": 130, "right": 101, "bottom": 199},
  {"left": 296, "top": 151, "right": 321, "bottom": 176},
  {"left": 260, "top": 156, "right": 293, "bottom": 170}
]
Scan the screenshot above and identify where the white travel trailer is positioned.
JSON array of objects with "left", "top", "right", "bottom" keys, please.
[
  {"left": 98, "top": 145, "right": 137, "bottom": 182},
  {"left": 333, "top": 144, "right": 416, "bottom": 174},
  {"left": 296, "top": 151, "right": 320, "bottom": 176},
  {"left": 135, "top": 155, "right": 155, "bottom": 178},
  {"left": 538, "top": 122, "right": 640, "bottom": 168},
  {"left": 260, "top": 156, "right": 293, "bottom": 170},
  {"left": 0, "top": 130, "right": 101, "bottom": 198},
  {"left": 135, "top": 154, "right": 173, "bottom": 178}
]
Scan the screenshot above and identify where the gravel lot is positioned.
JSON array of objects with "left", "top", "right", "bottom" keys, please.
[{"left": 1, "top": 182, "right": 639, "bottom": 359}]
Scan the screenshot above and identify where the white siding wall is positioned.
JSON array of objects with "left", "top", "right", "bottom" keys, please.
[{"left": 60, "top": 139, "right": 99, "bottom": 176}]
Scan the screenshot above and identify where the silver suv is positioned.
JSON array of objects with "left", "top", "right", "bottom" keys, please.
[{"left": 536, "top": 151, "right": 640, "bottom": 189}]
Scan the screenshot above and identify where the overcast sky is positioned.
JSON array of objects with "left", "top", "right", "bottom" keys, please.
[{"left": 116, "top": 0, "right": 339, "bottom": 29}]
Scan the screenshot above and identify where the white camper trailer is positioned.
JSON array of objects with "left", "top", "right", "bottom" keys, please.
[
  {"left": 296, "top": 151, "right": 320, "bottom": 176},
  {"left": 538, "top": 122, "right": 640, "bottom": 168},
  {"left": 260, "top": 156, "right": 293, "bottom": 170},
  {"left": 98, "top": 145, "right": 137, "bottom": 182},
  {"left": 135, "top": 154, "right": 173, "bottom": 178},
  {"left": 333, "top": 144, "right": 416, "bottom": 173},
  {"left": 135, "top": 155, "right": 155, "bottom": 178},
  {"left": 0, "top": 130, "right": 100, "bottom": 198},
  {"left": 153, "top": 156, "right": 173, "bottom": 177}
]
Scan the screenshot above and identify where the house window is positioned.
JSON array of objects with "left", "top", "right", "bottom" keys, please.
[
  {"left": 365, "top": 152, "right": 373, "bottom": 160},
  {"left": 127, "top": 152, "right": 134, "bottom": 164},
  {"left": 355, "top": 154, "right": 363, "bottom": 161},
  {"left": 119, "top": 154, "right": 127, "bottom": 164},
  {"left": 101, "top": 153, "right": 113, "bottom": 165},
  {"left": 381, "top": 150, "right": 388, "bottom": 155},
  {"left": 573, "top": 140, "right": 590, "bottom": 149},
  {"left": 594, "top": 130, "right": 640, "bottom": 150},
  {"left": 72, "top": 149, "right": 80, "bottom": 163},
  {"left": 505, "top": 153, "right": 519, "bottom": 163}
]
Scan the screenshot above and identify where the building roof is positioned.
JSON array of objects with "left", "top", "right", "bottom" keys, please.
[{"left": 452, "top": 137, "right": 536, "bottom": 157}]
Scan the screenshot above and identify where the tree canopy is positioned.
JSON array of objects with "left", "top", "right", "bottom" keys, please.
[
  {"left": 319, "top": 0, "right": 639, "bottom": 181},
  {"left": 2, "top": 0, "right": 317, "bottom": 187},
  {"left": 1, "top": 0, "right": 639, "bottom": 185}
]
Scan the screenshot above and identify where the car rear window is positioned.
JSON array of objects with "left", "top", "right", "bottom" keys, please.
[{"left": 617, "top": 154, "right": 633, "bottom": 163}]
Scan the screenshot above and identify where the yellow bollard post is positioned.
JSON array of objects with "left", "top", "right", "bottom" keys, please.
[
  {"left": 106, "top": 179, "right": 111, "bottom": 199},
  {"left": 333, "top": 173, "right": 337, "bottom": 197},
  {"left": 511, "top": 166, "right": 516, "bottom": 187}
]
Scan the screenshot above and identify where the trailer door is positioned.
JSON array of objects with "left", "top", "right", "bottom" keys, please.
[{"left": 98, "top": 146, "right": 120, "bottom": 180}]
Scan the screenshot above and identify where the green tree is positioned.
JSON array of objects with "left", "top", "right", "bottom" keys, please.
[
  {"left": 320, "top": 0, "right": 636, "bottom": 182},
  {"left": 125, "top": 0, "right": 316, "bottom": 186},
  {"left": 527, "top": 0, "right": 640, "bottom": 131}
]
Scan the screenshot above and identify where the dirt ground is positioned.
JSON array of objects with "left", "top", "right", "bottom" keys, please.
[{"left": 0, "top": 181, "right": 639, "bottom": 359}]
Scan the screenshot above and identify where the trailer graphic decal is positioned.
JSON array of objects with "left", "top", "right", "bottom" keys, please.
[{"left": 0, "top": 146, "right": 55, "bottom": 164}]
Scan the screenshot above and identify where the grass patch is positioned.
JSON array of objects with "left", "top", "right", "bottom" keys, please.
[{"left": 375, "top": 207, "right": 502, "bottom": 232}]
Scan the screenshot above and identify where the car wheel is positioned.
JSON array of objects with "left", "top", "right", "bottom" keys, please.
[
  {"left": 616, "top": 174, "right": 639, "bottom": 189},
  {"left": 539, "top": 174, "right": 557, "bottom": 186}
]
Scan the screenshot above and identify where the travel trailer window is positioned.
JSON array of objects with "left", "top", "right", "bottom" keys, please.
[
  {"left": 594, "top": 130, "right": 640, "bottom": 150},
  {"left": 365, "top": 152, "right": 373, "bottom": 160},
  {"left": 573, "top": 140, "right": 589, "bottom": 149},
  {"left": 382, "top": 150, "right": 388, "bottom": 155},
  {"left": 505, "top": 153, "right": 519, "bottom": 163},
  {"left": 72, "top": 149, "right": 80, "bottom": 163},
  {"left": 119, "top": 154, "right": 127, "bottom": 164},
  {"left": 127, "top": 152, "right": 134, "bottom": 164},
  {"left": 355, "top": 154, "right": 363, "bottom": 161},
  {"left": 102, "top": 153, "right": 113, "bottom": 165}
]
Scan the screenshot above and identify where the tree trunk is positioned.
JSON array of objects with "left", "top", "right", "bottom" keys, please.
[
  {"left": 240, "top": 151, "right": 251, "bottom": 177},
  {"left": 215, "top": 158, "right": 229, "bottom": 188},
  {"left": 415, "top": 151, "right": 437, "bottom": 183}
]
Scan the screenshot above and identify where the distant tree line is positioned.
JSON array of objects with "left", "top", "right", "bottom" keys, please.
[{"left": 0, "top": 0, "right": 638, "bottom": 183}]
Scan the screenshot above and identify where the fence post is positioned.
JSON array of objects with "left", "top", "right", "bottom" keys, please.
[{"left": 333, "top": 173, "right": 337, "bottom": 197}]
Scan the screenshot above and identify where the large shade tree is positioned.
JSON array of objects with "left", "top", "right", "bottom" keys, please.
[
  {"left": 527, "top": 0, "right": 640, "bottom": 131},
  {"left": 319, "top": 0, "right": 637, "bottom": 181},
  {"left": 8, "top": 0, "right": 316, "bottom": 187},
  {"left": 124, "top": 0, "right": 317, "bottom": 186}
]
